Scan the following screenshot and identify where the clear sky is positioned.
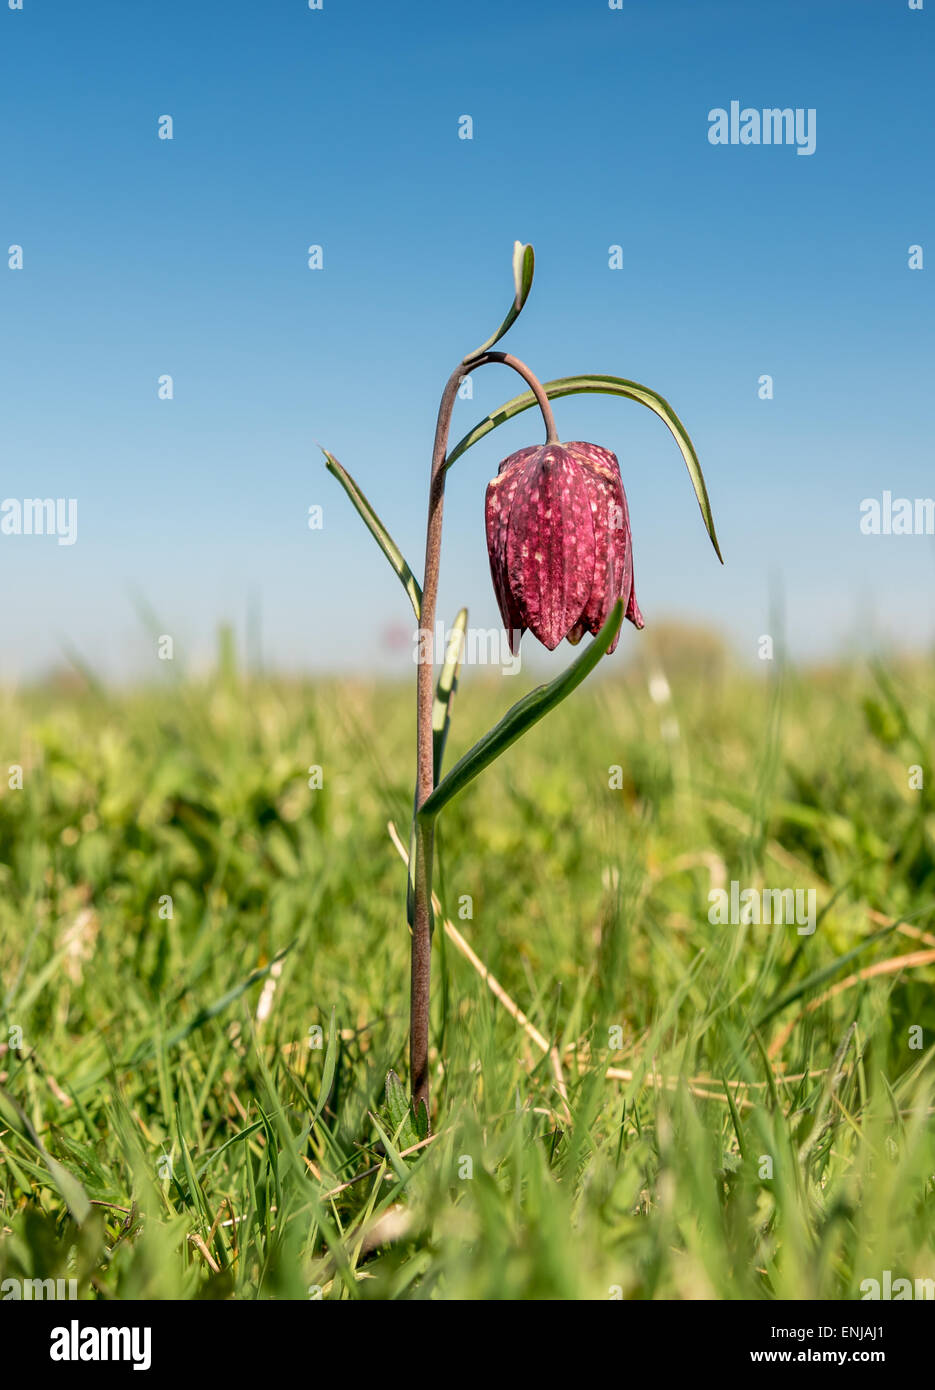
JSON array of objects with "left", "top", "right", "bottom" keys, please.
[{"left": 1, "top": 0, "right": 932, "bottom": 681}]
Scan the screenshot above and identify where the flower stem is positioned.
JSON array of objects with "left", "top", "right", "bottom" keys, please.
[
  {"left": 485, "top": 352, "right": 559, "bottom": 445},
  {"left": 410, "top": 350, "right": 556, "bottom": 1124}
]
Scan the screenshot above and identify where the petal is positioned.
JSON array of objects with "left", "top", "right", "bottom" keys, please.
[
  {"left": 496, "top": 444, "right": 541, "bottom": 479},
  {"left": 485, "top": 467, "right": 527, "bottom": 654},
  {"left": 566, "top": 442, "right": 636, "bottom": 653},
  {"left": 564, "top": 441, "right": 620, "bottom": 479},
  {"left": 504, "top": 444, "right": 594, "bottom": 650},
  {"left": 486, "top": 447, "right": 543, "bottom": 652},
  {"left": 626, "top": 581, "right": 645, "bottom": 630}
]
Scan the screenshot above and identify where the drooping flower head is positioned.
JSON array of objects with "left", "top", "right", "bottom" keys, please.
[{"left": 485, "top": 441, "right": 644, "bottom": 655}]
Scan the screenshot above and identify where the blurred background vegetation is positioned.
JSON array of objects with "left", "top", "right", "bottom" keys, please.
[{"left": 1, "top": 626, "right": 934, "bottom": 1299}]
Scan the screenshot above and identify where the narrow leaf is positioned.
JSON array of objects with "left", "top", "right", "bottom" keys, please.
[
  {"left": 312, "top": 1006, "right": 339, "bottom": 1125},
  {"left": 445, "top": 373, "right": 723, "bottom": 563},
  {"left": 755, "top": 924, "right": 896, "bottom": 1027},
  {"left": 418, "top": 600, "right": 623, "bottom": 824},
  {"left": 407, "top": 609, "right": 469, "bottom": 926},
  {"left": 124, "top": 944, "right": 294, "bottom": 1065},
  {"left": 722, "top": 1077, "right": 747, "bottom": 1161},
  {"left": 432, "top": 607, "right": 468, "bottom": 783},
  {"left": 369, "top": 1111, "right": 413, "bottom": 1186},
  {"left": 462, "top": 241, "right": 535, "bottom": 364},
  {"left": 0, "top": 1086, "right": 92, "bottom": 1224},
  {"left": 322, "top": 448, "right": 423, "bottom": 619},
  {"left": 196, "top": 1120, "right": 265, "bottom": 1179}
]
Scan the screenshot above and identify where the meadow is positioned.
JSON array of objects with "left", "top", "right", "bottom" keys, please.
[{"left": 1, "top": 630, "right": 934, "bottom": 1300}]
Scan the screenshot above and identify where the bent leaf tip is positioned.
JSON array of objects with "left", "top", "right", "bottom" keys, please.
[
  {"left": 512, "top": 241, "right": 534, "bottom": 311},
  {"left": 463, "top": 240, "right": 536, "bottom": 366}
]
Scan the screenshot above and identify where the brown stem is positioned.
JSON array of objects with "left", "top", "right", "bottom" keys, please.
[
  {"left": 483, "top": 352, "right": 559, "bottom": 446},
  {"left": 410, "top": 350, "right": 557, "bottom": 1124}
]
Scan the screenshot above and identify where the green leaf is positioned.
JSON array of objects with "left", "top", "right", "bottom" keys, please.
[
  {"left": 722, "top": 1078, "right": 747, "bottom": 1161},
  {"left": 0, "top": 1086, "right": 92, "bottom": 1224},
  {"left": 407, "top": 610, "right": 469, "bottom": 927},
  {"left": 384, "top": 1070, "right": 411, "bottom": 1135},
  {"left": 176, "top": 1105, "right": 212, "bottom": 1226},
  {"left": 322, "top": 448, "right": 423, "bottom": 620},
  {"left": 196, "top": 1120, "right": 265, "bottom": 1179},
  {"left": 462, "top": 241, "right": 535, "bottom": 364},
  {"left": 445, "top": 373, "right": 724, "bottom": 564},
  {"left": 755, "top": 924, "right": 896, "bottom": 1028},
  {"left": 369, "top": 1111, "right": 412, "bottom": 1186},
  {"left": 379, "top": 1073, "right": 423, "bottom": 1161},
  {"left": 418, "top": 599, "right": 623, "bottom": 825},
  {"left": 312, "top": 1006, "right": 339, "bottom": 1125},
  {"left": 405, "top": 819, "right": 417, "bottom": 930},
  {"left": 412, "top": 1095, "right": 429, "bottom": 1141},
  {"left": 432, "top": 607, "right": 468, "bottom": 783},
  {"left": 862, "top": 697, "right": 901, "bottom": 748},
  {"left": 123, "top": 944, "right": 294, "bottom": 1065}
]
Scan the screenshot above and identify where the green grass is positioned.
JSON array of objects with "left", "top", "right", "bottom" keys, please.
[{"left": 1, "top": 641, "right": 934, "bottom": 1300}]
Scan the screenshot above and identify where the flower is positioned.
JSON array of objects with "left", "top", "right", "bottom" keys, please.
[{"left": 485, "top": 440, "right": 643, "bottom": 655}]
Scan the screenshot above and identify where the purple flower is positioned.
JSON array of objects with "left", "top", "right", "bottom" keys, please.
[{"left": 485, "top": 440, "right": 643, "bottom": 655}]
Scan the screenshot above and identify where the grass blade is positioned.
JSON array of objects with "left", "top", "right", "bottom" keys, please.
[
  {"left": 312, "top": 1006, "right": 339, "bottom": 1125},
  {"left": 0, "top": 1087, "right": 92, "bottom": 1223},
  {"left": 755, "top": 925, "right": 896, "bottom": 1027},
  {"left": 125, "top": 945, "right": 294, "bottom": 1065}
]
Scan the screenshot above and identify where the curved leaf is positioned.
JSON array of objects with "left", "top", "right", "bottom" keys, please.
[
  {"left": 433, "top": 606, "right": 468, "bottom": 783},
  {"left": 462, "top": 241, "right": 535, "bottom": 365},
  {"left": 407, "top": 608, "right": 468, "bottom": 927},
  {"left": 322, "top": 448, "right": 423, "bottom": 619},
  {"left": 418, "top": 599, "right": 623, "bottom": 825},
  {"left": 445, "top": 374, "right": 723, "bottom": 563}
]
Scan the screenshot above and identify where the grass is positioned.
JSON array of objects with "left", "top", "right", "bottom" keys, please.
[{"left": 1, "top": 635, "right": 934, "bottom": 1300}]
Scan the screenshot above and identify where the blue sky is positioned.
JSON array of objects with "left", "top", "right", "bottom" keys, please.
[{"left": 1, "top": 0, "right": 932, "bottom": 681}]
